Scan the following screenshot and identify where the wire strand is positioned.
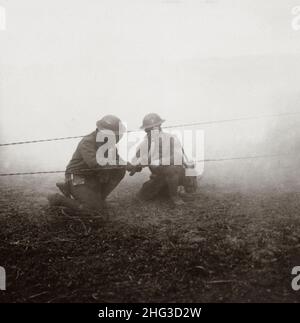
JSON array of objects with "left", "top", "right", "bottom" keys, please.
[
  {"left": 0, "top": 111, "right": 298, "bottom": 176},
  {"left": 0, "top": 152, "right": 296, "bottom": 177},
  {"left": 0, "top": 111, "right": 299, "bottom": 147}
]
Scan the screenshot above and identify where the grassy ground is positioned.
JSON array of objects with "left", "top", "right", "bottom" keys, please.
[{"left": 0, "top": 174, "right": 300, "bottom": 303}]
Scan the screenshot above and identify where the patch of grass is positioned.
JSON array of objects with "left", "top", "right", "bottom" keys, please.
[{"left": 0, "top": 177, "right": 299, "bottom": 302}]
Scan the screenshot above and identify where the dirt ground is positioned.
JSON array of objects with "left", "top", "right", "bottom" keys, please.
[{"left": 0, "top": 173, "right": 300, "bottom": 303}]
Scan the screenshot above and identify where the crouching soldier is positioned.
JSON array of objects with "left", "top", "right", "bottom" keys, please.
[
  {"left": 128, "top": 113, "right": 194, "bottom": 206},
  {"left": 48, "top": 115, "right": 127, "bottom": 214}
]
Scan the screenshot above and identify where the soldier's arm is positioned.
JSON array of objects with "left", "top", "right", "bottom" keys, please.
[
  {"left": 78, "top": 138, "right": 101, "bottom": 170},
  {"left": 129, "top": 139, "right": 148, "bottom": 175},
  {"left": 131, "top": 137, "right": 149, "bottom": 166}
]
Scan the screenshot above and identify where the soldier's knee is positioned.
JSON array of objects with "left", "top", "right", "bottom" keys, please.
[{"left": 138, "top": 187, "right": 154, "bottom": 201}]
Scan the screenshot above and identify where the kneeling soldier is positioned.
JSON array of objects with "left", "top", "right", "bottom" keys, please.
[
  {"left": 129, "top": 113, "right": 191, "bottom": 206},
  {"left": 48, "top": 115, "right": 127, "bottom": 214}
]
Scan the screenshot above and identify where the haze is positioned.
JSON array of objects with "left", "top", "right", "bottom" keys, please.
[{"left": 0, "top": 0, "right": 300, "bottom": 191}]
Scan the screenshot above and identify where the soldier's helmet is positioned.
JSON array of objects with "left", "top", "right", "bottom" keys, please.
[
  {"left": 140, "top": 113, "right": 165, "bottom": 130},
  {"left": 96, "top": 115, "right": 126, "bottom": 135}
]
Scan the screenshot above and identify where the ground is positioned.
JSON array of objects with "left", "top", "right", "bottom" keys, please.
[{"left": 0, "top": 173, "right": 300, "bottom": 303}]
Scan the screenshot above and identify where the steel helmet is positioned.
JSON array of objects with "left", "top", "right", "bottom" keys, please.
[
  {"left": 96, "top": 115, "right": 126, "bottom": 135},
  {"left": 140, "top": 113, "right": 165, "bottom": 130}
]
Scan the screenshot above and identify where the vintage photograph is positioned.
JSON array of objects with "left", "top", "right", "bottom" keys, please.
[{"left": 1, "top": 0, "right": 300, "bottom": 304}]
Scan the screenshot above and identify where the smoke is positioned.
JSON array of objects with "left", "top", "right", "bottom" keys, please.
[
  {"left": 1, "top": 0, "right": 300, "bottom": 193},
  {"left": 200, "top": 95, "right": 300, "bottom": 193}
]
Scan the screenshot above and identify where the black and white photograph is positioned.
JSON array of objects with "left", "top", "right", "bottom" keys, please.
[{"left": 1, "top": 0, "right": 300, "bottom": 308}]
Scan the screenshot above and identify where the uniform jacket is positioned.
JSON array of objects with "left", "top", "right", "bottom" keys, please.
[
  {"left": 66, "top": 130, "right": 123, "bottom": 175},
  {"left": 131, "top": 130, "right": 184, "bottom": 167}
]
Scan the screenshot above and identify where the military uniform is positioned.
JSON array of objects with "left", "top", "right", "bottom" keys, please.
[
  {"left": 131, "top": 128, "right": 186, "bottom": 203},
  {"left": 129, "top": 113, "right": 198, "bottom": 205},
  {"left": 138, "top": 165, "right": 185, "bottom": 201},
  {"left": 48, "top": 116, "right": 126, "bottom": 213}
]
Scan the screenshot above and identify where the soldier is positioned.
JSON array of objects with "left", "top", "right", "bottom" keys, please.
[
  {"left": 129, "top": 113, "right": 189, "bottom": 206},
  {"left": 48, "top": 115, "right": 127, "bottom": 214}
]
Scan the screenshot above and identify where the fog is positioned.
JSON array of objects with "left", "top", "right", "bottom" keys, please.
[{"left": 1, "top": 0, "right": 300, "bottom": 191}]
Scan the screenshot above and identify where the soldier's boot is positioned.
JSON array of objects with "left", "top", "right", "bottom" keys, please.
[
  {"left": 137, "top": 176, "right": 167, "bottom": 201},
  {"left": 56, "top": 182, "right": 71, "bottom": 198},
  {"left": 47, "top": 193, "right": 82, "bottom": 211},
  {"left": 48, "top": 194, "right": 109, "bottom": 222}
]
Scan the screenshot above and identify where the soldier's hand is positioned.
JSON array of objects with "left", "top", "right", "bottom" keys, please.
[
  {"left": 126, "top": 162, "right": 134, "bottom": 172},
  {"left": 127, "top": 163, "right": 143, "bottom": 176}
]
